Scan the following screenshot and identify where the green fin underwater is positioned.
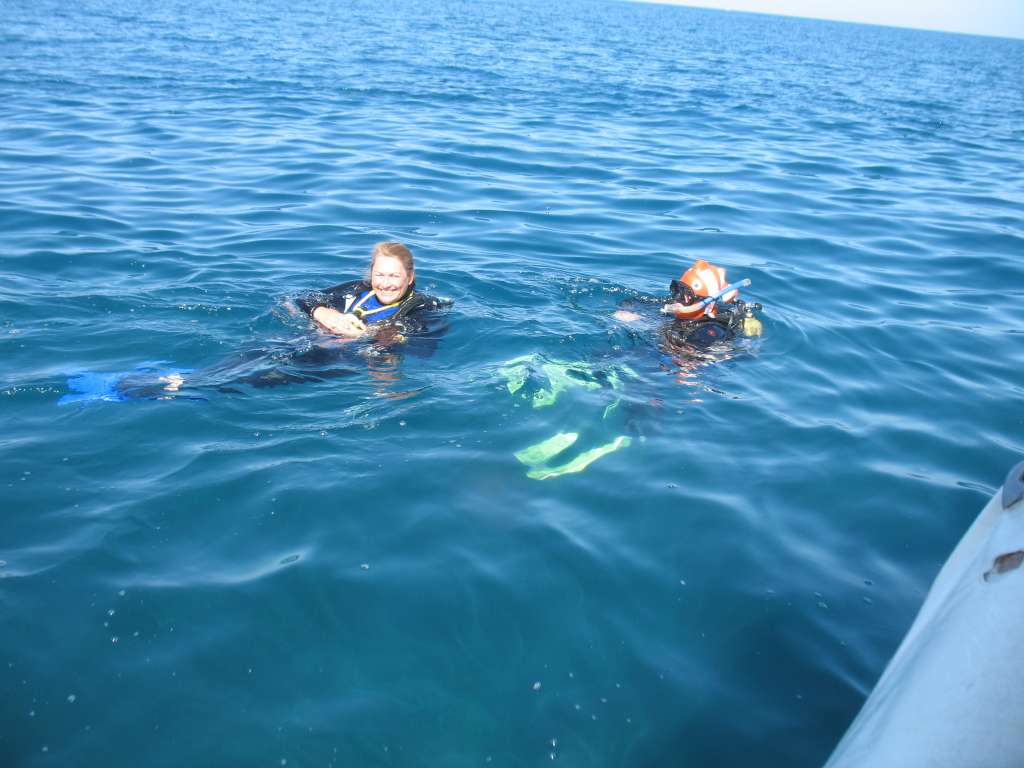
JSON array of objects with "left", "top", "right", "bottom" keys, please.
[{"left": 498, "top": 353, "right": 635, "bottom": 480}]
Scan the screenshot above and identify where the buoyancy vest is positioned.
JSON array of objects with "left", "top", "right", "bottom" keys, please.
[{"left": 298, "top": 279, "right": 451, "bottom": 331}]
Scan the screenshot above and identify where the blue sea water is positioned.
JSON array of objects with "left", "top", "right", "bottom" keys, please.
[{"left": 2, "top": 0, "right": 1023, "bottom": 765}]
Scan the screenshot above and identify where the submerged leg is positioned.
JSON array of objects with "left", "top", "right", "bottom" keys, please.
[{"left": 160, "top": 373, "right": 185, "bottom": 391}]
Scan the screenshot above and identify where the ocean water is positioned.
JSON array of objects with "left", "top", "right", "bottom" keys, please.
[{"left": 2, "top": 0, "right": 1023, "bottom": 765}]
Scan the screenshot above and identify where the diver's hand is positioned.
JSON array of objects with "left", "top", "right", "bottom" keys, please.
[
  {"left": 312, "top": 306, "right": 367, "bottom": 337},
  {"left": 613, "top": 309, "right": 642, "bottom": 322}
]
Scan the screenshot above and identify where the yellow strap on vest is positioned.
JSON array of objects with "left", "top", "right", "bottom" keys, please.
[{"left": 350, "top": 291, "right": 402, "bottom": 319}]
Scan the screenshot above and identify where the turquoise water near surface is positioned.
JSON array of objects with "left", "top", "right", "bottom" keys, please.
[{"left": 2, "top": 1, "right": 1023, "bottom": 765}]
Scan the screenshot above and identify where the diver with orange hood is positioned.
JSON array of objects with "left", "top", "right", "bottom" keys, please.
[
  {"left": 495, "top": 258, "right": 762, "bottom": 481},
  {"left": 614, "top": 257, "right": 763, "bottom": 348}
]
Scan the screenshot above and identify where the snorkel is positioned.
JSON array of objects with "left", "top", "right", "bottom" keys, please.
[{"left": 663, "top": 278, "right": 751, "bottom": 319}]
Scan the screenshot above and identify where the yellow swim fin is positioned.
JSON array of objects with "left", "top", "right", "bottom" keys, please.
[
  {"left": 514, "top": 432, "right": 579, "bottom": 468},
  {"left": 525, "top": 436, "right": 631, "bottom": 480}
]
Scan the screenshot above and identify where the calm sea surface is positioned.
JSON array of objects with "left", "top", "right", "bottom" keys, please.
[{"left": 2, "top": 0, "right": 1023, "bottom": 765}]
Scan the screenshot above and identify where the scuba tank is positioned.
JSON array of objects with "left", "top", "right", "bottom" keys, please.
[{"left": 740, "top": 302, "right": 763, "bottom": 337}]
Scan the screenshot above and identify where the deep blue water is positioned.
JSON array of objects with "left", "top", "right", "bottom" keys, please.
[{"left": 2, "top": 0, "right": 1023, "bottom": 765}]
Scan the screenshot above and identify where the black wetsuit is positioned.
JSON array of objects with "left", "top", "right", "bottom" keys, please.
[
  {"left": 296, "top": 279, "right": 450, "bottom": 335},
  {"left": 663, "top": 308, "right": 743, "bottom": 349},
  {"left": 615, "top": 289, "right": 747, "bottom": 350},
  {"left": 133, "top": 281, "right": 451, "bottom": 395}
]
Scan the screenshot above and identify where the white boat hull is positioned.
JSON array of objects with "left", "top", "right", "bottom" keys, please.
[{"left": 826, "top": 460, "right": 1024, "bottom": 768}]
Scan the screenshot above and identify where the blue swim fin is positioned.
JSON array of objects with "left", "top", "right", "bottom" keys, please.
[
  {"left": 59, "top": 371, "right": 130, "bottom": 405},
  {"left": 58, "top": 365, "right": 191, "bottom": 406}
]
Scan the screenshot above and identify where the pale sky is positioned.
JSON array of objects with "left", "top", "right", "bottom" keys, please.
[{"left": 633, "top": 0, "right": 1024, "bottom": 39}]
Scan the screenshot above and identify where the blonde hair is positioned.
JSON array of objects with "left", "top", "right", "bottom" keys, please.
[{"left": 369, "top": 241, "right": 415, "bottom": 275}]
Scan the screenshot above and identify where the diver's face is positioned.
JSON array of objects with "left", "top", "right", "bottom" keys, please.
[{"left": 370, "top": 255, "right": 413, "bottom": 305}]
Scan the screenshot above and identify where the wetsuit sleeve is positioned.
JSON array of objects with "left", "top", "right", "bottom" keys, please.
[
  {"left": 393, "top": 294, "right": 452, "bottom": 331},
  {"left": 389, "top": 294, "right": 453, "bottom": 356},
  {"left": 295, "top": 280, "right": 366, "bottom": 316}
]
